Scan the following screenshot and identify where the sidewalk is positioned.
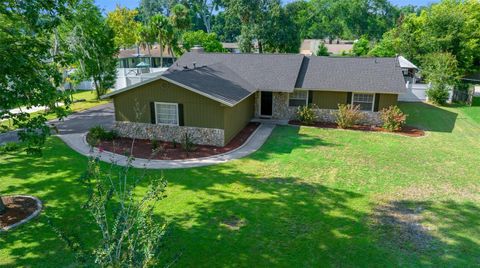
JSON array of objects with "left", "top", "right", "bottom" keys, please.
[{"left": 58, "top": 124, "right": 275, "bottom": 169}]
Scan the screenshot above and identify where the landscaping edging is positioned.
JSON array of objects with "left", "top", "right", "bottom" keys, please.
[
  {"left": 0, "top": 195, "right": 43, "bottom": 232},
  {"left": 59, "top": 123, "right": 275, "bottom": 169}
]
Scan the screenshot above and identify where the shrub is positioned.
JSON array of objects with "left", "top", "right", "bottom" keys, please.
[
  {"left": 296, "top": 104, "right": 317, "bottom": 125},
  {"left": 335, "top": 104, "right": 364, "bottom": 128},
  {"left": 182, "top": 132, "right": 196, "bottom": 156},
  {"left": 87, "top": 126, "right": 118, "bottom": 146},
  {"left": 380, "top": 106, "right": 407, "bottom": 132},
  {"left": 427, "top": 86, "right": 450, "bottom": 105}
]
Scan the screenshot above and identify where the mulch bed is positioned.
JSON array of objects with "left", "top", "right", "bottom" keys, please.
[
  {"left": 97, "top": 122, "right": 260, "bottom": 160},
  {"left": 0, "top": 196, "right": 39, "bottom": 229},
  {"left": 289, "top": 120, "right": 425, "bottom": 137}
]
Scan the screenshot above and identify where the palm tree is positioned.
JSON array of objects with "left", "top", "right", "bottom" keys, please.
[
  {"left": 149, "top": 14, "right": 171, "bottom": 68},
  {"left": 137, "top": 24, "right": 154, "bottom": 66}
]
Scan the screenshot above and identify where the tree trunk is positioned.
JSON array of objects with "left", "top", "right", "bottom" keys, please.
[
  {"left": 258, "top": 41, "right": 263, "bottom": 54},
  {"left": 0, "top": 197, "right": 6, "bottom": 215},
  {"left": 159, "top": 36, "right": 164, "bottom": 68}
]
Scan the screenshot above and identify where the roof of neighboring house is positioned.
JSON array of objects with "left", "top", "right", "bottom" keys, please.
[
  {"left": 162, "top": 63, "right": 256, "bottom": 106},
  {"left": 222, "top": 42, "right": 239, "bottom": 49},
  {"left": 300, "top": 39, "right": 354, "bottom": 55},
  {"left": 169, "top": 52, "right": 305, "bottom": 92},
  {"left": 104, "top": 52, "right": 406, "bottom": 105},
  {"left": 296, "top": 57, "right": 406, "bottom": 94},
  {"left": 398, "top": 56, "right": 419, "bottom": 70},
  {"left": 118, "top": 46, "right": 174, "bottom": 59}
]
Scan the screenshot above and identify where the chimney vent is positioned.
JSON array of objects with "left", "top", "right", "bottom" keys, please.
[{"left": 191, "top": 45, "right": 204, "bottom": 53}]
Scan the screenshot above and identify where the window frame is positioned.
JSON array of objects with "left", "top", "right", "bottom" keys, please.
[
  {"left": 154, "top": 102, "right": 179, "bottom": 126},
  {"left": 351, "top": 93, "right": 375, "bottom": 112},
  {"left": 288, "top": 90, "right": 309, "bottom": 107}
]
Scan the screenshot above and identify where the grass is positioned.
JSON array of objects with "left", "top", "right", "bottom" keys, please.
[
  {"left": 1, "top": 102, "right": 480, "bottom": 267},
  {"left": 1, "top": 90, "right": 109, "bottom": 131}
]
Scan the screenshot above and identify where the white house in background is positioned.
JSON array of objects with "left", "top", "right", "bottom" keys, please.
[{"left": 398, "top": 55, "right": 453, "bottom": 103}]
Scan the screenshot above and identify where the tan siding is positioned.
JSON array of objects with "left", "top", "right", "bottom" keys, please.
[
  {"left": 311, "top": 91, "right": 348, "bottom": 109},
  {"left": 112, "top": 79, "right": 225, "bottom": 129},
  {"left": 378, "top": 94, "right": 398, "bottom": 110},
  {"left": 223, "top": 94, "right": 255, "bottom": 144}
]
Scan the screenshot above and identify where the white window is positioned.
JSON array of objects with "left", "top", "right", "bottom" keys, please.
[
  {"left": 155, "top": 102, "right": 179, "bottom": 126},
  {"left": 352, "top": 93, "right": 375, "bottom": 111},
  {"left": 289, "top": 90, "right": 308, "bottom": 107}
]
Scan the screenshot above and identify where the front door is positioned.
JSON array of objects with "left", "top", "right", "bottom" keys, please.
[{"left": 260, "top": 91, "right": 273, "bottom": 117}]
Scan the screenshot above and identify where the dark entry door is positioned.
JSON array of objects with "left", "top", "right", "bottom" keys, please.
[{"left": 261, "top": 91, "right": 273, "bottom": 117}]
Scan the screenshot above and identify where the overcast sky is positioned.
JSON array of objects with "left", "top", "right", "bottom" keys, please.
[{"left": 95, "top": 0, "right": 439, "bottom": 12}]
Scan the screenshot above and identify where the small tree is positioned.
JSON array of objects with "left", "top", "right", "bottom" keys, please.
[
  {"left": 51, "top": 153, "right": 169, "bottom": 266},
  {"left": 422, "top": 52, "right": 459, "bottom": 105},
  {"left": 316, "top": 43, "right": 329, "bottom": 56}
]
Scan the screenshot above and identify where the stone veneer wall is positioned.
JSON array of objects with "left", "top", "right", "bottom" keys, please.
[
  {"left": 288, "top": 107, "right": 383, "bottom": 126},
  {"left": 114, "top": 121, "right": 225, "bottom": 147},
  {"left": 255, "top": 92, "right": 382, "bottom": 125},
  {"left": 254, "top": 92, "right": 291, "bottom": 119}
]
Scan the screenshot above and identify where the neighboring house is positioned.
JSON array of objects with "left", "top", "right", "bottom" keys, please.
[
  {"left": 300, "top": 39, "right": 354, "bottom": 56},
  {"left": 102, "top": 48, "right": 406, "bottom": 147},
  {"left": 222, "top": 43, "right": 241, "bottom": 53},
  {"left": 398, "top": 56, "right": 453, "bottom": 103}
]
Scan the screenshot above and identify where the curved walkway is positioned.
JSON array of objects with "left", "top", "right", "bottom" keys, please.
[{"left": 58, "top": 124, "right": 275, "bottom": 169}]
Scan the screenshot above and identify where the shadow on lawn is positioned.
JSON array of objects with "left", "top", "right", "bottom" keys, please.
[
  {"left": 371, "top": 199, "right": 480, "bottom": 267},
  {"left": 250, "top": 125, "right": 338, "bottom": 161},
  {"left": 160, "top": 164, "right": 480, "bottom": 267},
  {"left": 0, "top": 140, "right": 99, "bottom": 267},
  {"left": 400, "top": 102, "right": 458, "bottom": 133}
]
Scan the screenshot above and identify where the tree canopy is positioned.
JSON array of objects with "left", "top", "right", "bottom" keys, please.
[{"left": 182, "top": 30, "right": 224, "bottom": 52}]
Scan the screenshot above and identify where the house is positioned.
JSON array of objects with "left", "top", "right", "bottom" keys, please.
[
  {"left": 102, "top": 48, "right": 406, "bottom": 147},
  {"left": 300, "top": 39, "right": 354, "bottom": 56}
]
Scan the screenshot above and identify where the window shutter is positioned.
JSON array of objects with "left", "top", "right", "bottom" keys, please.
[
  {"left": 374, "top": 94, "right": 381, "bottom": 112},
  {"left": 308, "top": 91, "right": 313, "bottom": 104},
  {"left": 150, "top": 102, "right": 156, "bottom": 124},
  {"left": 347, "top": 92, "right": 352, "bottom": 105},
  {"left": 178, "top": 104, "right": 184, "bottom": 126}
]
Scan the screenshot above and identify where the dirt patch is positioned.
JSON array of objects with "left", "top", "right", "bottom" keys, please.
[
  {"left": 0, "top": 196, "right": 40, "bottom": 229},
  {"left": 371, "top": 200, "right": 435, "bottom": 252},
  {"left": 289, "top": 120, "right": 425, "bottom": 137},
  {"left": 220, "top": 215, "right": 246, "bottom": 231},
  {"left": 383, "top": 184, "right": 480, "bottom": 202},
  {"left": 97, "top": 123, "right": 259, "bottom": 160}
]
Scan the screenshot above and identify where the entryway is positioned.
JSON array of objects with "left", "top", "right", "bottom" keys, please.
[{"left": 260, "top": 91, "right": 273, "bottom": 118}]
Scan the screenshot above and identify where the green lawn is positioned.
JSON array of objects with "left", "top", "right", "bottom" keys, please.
[
  {"left": 1, "top": 102, "right": 480, "bottom": 267},
  {"left": 1, "top": 90, "right": 109, "bottom": 131}
]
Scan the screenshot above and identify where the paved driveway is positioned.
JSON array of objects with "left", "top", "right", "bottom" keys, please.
[{"left": 0, "top": 103, "right": 114, "bottom": 145}]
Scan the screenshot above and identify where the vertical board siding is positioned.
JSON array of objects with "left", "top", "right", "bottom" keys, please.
[
  {"left": 311, "top": 91, "right": 349, "bottom": 109},
  {"left": 223, "top": 94, "right": 255, "bottom": 144},
  {"left": 378, "top": 94, "right": 398, "bottom": 110},
  {"left": 113, "top": 79, "right": 225, "bottom": 129}
]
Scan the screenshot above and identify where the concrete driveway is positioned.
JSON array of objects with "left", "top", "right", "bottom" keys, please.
[{"left": 0, "top": 103, "right": 114, "bottom": 145}]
